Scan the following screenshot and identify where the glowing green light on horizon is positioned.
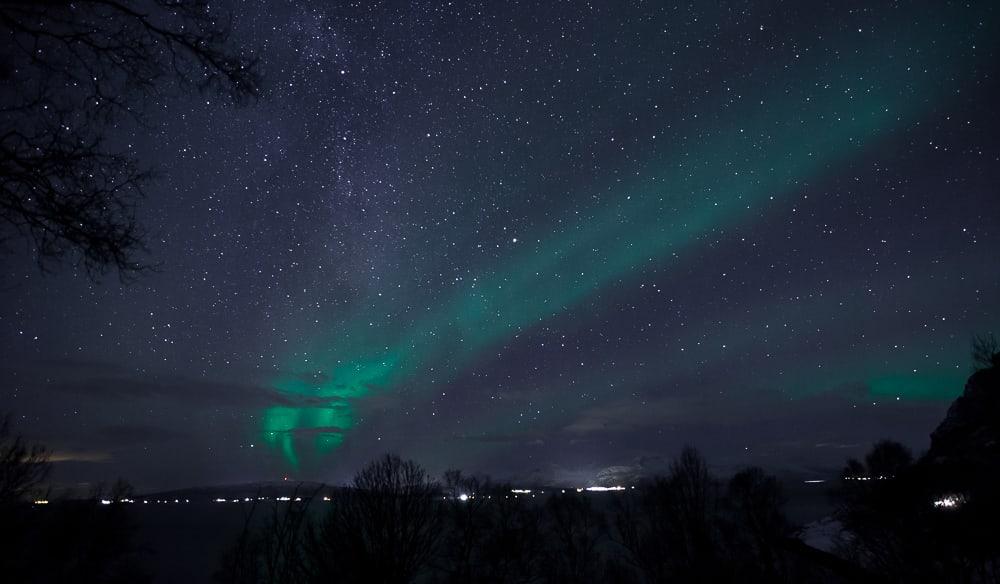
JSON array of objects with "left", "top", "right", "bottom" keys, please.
[{"left": 868, "top": 371, "right": 969, "bottom": 401}]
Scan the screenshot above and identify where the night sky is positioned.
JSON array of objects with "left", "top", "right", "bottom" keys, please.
[{"left": 2, "top": 0, "right": 998, "bottom": 491}]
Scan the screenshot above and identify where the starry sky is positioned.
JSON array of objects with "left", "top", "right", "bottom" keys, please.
[{"left": 2, "top": 0, "right": 998, "bottom": 490}]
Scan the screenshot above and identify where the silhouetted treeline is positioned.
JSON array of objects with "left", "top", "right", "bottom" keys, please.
[{"left": 215, "top": 451, "right": 847, "bottom": 584}]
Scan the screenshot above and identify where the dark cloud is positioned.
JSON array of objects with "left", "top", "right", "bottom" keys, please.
[
  {"left": 273, "top": 426, "right": 346, "bottom": 437},
  {"left": 50, "top": 376, "right": 275, "bottom": 406},
  {"left": 95, "top": 424, "right": 181, "bottom": 446},
  {"left": 455, "top": 432, "right": 547, "bottom": 446},
  {"left": 6, "top": 358, "right": 287, "bottom": 406}
]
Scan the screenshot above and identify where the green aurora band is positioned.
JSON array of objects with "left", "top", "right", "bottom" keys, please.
[{"left": 262, "top": 5, "right": 995, "bottom": 468}]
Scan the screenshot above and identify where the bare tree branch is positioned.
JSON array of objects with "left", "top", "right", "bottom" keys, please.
[
  {"left": 0, "top": 0, "right": 260, "bottom": 278},
  {"left": 0, "top": 413, "right": 49, "bottom": 506}
]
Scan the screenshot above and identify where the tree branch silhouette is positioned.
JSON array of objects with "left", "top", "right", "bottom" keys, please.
[{"left": 0, "top": 0, "right": 260, "bottom": 279}]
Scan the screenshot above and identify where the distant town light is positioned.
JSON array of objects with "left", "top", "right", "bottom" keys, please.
[
  {"left": 511, "top": 489, "right": 532, "bottom": 494},
  {"left": 33, "top": 499, "right": 48, "bottom": 505},
  {"left": 933, "top": 494, "right": 965, "bottom": 509},
  {"left": 459, "top": 493, "right": 469, "bottom": 502},
  {"left": 585, "top": 486, "right": 625, "bottom": 492}
]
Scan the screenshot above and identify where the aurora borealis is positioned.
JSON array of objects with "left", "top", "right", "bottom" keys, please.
[
  {"left": 2, "top": 0, "right": 999, "bottom": 488},
  {"left": 261, "top": 2, "right": 996, "bottom": 469}
]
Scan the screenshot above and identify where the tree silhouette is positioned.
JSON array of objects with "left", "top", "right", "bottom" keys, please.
[
  {"left": 436, "top": 471, "right": 545, "bottom": 584},
  {"left": 611, "top": 449, "right": 810, "bottom": 583},
  {"left": 614, "top": 447, "right": 726, "bottom": 583},
  {"left": 308, "top": 454, "right": 441, "bottom": 584},
  {"left": 437, "top": 470, "right": 493, "bottom": 583},
  {"left": 541, "top": 491, "right": 607, "bottom": 584},
  {"left": 863, "top": 440, "right": 912, "bottom": 481},
  {"left": 722, "top": 467, "right": 792, "bottom": 582},
  {"left": 0, "top": 0, "right": 260, "bottom": 277},
  {"left": 0, "top": 413, "right": 50, "bottom": 578},
  {"left": 662, "top": 446, "right": 720, "bottom": 580},
  {"left": 216, "top": 486, "right": 316, "bottom": 584},
  {"left": 476, "top": 483, "right": 545, "bottom": 584},
  {"left": 971, "top": 333, "right": 1000, "bottom": 371},
  {"left": 0, "top": 413, "right": 49, "bottom": 507}
]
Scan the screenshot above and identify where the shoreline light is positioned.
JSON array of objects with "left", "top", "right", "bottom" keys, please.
[{"left": 933, "top": 494, "right": 965, "bottom": 509}]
